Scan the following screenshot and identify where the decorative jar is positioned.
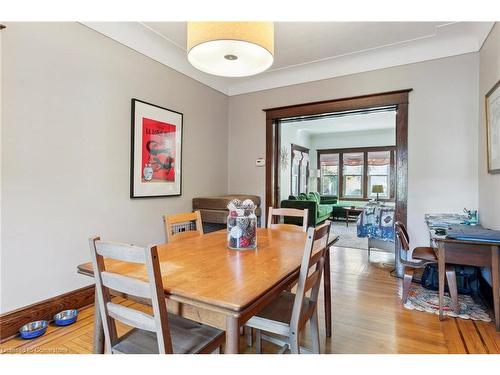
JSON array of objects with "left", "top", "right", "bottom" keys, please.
[{"left": 227, "top": 199, "right": 257, "bottom": 250}]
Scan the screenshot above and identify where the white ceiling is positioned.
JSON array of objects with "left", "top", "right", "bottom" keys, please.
[
  {"left": 287, "top": 110, "right": 396, "bottom": 136},
  {"left": 81, "top": 21, "right": 494, "bottom": 96}
]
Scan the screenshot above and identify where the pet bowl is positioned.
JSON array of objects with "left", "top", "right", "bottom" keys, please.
[
  {"left": 53, "top": 309, "right": 78, "bottom": 326},
  {"left": 19, "top": 320, "right": 48, "bottom": 339}
]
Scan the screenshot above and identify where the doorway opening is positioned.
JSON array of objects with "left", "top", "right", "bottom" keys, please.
[{"left": 264, "top": 90, "right": 410, "bottom": 253}]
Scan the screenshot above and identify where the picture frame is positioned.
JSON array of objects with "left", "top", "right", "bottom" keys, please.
[
  {"left": 486, "top": 79, "right": 500, "bottom": 174},
  {"left": 130, "top": 99, "right": 183, "bottom": 198}
]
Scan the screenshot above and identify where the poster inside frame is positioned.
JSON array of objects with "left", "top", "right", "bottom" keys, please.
[
  {"left": 130, "top": 99, "right": 183, "bottom": 198},
  {"left": 486, "top": 79, "right": 500, "bottom": 174}
]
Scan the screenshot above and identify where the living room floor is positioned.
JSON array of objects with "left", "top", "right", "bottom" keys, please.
[
  {"left": 1, "top": 247, "right": 498, "bottom": 354},
  {"left": 330, "top": 220, "right": 368, "bottom": 250}
]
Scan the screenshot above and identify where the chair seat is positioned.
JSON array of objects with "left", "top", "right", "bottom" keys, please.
[
  {"left": 112, "top": 313, "right": 224, "bottom": 354},
  {"left": 246, "top": 291, "right": 315, "bottom": 336},
  {"left": 411, "top": 247, "right": 437, "bottom": 262}
]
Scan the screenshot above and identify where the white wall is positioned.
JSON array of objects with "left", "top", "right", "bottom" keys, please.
[
  {"left": 478, "top": 23, "right": 500, "bottom": 230},
  {"left": 0, "top": 23, "right": 229, "bottom": 313},
  {"left": 228, "top": 53, "right": 479, "bottom": 247}
]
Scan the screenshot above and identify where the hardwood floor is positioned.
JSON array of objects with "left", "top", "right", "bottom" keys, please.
[{"left": 1, "top": 246, "right": 499, "bottom": 354}]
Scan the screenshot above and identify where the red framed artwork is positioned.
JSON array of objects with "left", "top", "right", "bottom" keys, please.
[{"left": 130, "top": 99, "right": 183, "bottom": 198}]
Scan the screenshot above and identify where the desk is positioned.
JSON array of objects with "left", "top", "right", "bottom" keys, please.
[
  {"left": 77, "top": 228, "right": 339, "bottom": 353},
  {"left": 428, "top": 227, "right": 500, "bottom": 331}
]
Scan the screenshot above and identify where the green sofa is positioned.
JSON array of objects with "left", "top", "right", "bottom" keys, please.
[{"left": 280, "top": 192, "right": 337, "bottom": 227}]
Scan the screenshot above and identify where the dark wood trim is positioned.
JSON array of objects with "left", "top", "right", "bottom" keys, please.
[
  {"left": 317, "top": 145, "right": 396, "bottom": 154},
  {"left": 0, "top": 285, "right": 95, "bottom": 342},
  {"left": 265, "top": 90, "right": 410, "bottom": 227},
  {"left": 264, "top": 90, "right": 411, "bottom": 119}
]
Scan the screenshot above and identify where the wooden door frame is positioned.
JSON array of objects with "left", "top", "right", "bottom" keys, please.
[{"left": 264, "top": 89, "right": 411, "bottom": 226}]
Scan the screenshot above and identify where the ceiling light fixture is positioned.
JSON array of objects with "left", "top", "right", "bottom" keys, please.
[{"left": 187, "top": 22, "right": 274, "bottom": 78}]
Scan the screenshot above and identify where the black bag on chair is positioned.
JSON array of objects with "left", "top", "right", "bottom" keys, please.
[{"left": 421, "top": 264, "right": 480, "bottom": 295}]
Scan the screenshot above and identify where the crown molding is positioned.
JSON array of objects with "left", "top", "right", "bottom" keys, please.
[{"left": 81, "top": 22, "right": 494, "bottom": 97}]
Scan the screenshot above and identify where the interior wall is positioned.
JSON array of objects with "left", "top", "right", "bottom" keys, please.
[
  {"left": 228, "top": 53, "right": 479, "bottom": 247},
  {"left": 478, "top": 23, "right": 500, "bottom": 230},
  {"left": 0, "top": 23, "right": 229, "bottom": 313}
]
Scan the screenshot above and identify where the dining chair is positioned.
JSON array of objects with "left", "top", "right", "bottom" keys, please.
[
  {"left": 88, "top": 236, "right": 224, "bottom": 354},
  {"left": 267, "top": 207, "right": 309, "bottom": 232},
  {"left": 395, "top": 221, "right": 459, "bottom": 312},
  {"left": 245, "top": 221, "right": 331, "bottom": 354},
  {"left": 163, "top": 211, "right": 203, "bottom": 243}
]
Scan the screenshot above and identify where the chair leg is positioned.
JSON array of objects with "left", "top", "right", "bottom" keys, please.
[
  {"left": 310, "top": 312, "right": 320, "bottom": 354},
  {"left": 367, "top": 246, "right": 371, "bottom": 260},
  {"left": 289, "top": 334, "right": 300, "bottom": 354},
  {"left": 445, "top": 265, "right": 459, "bottom": 313},
  {"left": 245, "top": 326, "right": 253, "bottom": 347},
  {"left": 402, "top": 267, "right": 415, "bottom": 304},
  {"left": 255, "top": 329, "right": 262, "bottom": 354}
]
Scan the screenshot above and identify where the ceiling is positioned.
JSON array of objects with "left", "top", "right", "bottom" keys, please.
[
  {"left": 286, "top": 110, "right": 396, "bottom": 136},
  {"left": 82, "top": 22, "right": 494, "bottom": 96}
]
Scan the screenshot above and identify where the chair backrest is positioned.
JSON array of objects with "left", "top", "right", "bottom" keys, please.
[
  {"left": 394, "top": 221, "right": 410, "bottom": 251},
  {"left": 289, "top": 221, "right": 331, "bottom": 335},
  {"left": 267, "top": 207, "right": 309, "bottom": 232},
  {"left": 88, "top": 236, "right": 173, "bottom": 353},
  {"left": 163, "top": 211, "right": 203, "bottom": 243}
]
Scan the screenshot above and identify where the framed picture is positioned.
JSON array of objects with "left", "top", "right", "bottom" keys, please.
[
  {"left": 486, "top": 79, "right": 500, "bottom": 174},
  {"left": 130, "top": 99, "right": 183, "bottom": 198}
]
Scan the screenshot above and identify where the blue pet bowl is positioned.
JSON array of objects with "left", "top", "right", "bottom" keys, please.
[
  {"left": 53, "top": 309, "right": 78, "bottom": 326},
  {"left": 19, "top": 320, "right": 48, "bottom": 339}
]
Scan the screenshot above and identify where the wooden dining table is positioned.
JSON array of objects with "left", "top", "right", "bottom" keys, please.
[{"left": 77, "top": 227, "right": 339, "bottom": 354}]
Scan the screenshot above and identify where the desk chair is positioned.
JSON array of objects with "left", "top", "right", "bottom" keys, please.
[{"left": 395, "top": 222, "right": 459, "bottom": 312}]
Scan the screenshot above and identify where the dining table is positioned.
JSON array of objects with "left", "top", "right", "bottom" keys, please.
[{"left": 77, "top": 227, "right": 339, "bottom": 354}]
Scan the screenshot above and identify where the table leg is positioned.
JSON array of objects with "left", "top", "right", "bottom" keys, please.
[
  {"left": 225, "top": 316, "right": 240, "bottom": 354},
  {"left": 323, "top": 246, "right": 332, "bottom": 337},
  {"left": 346, "top": 210, "right": 349, "bottom": 227},
  {"left": 93, "top": 287, "right": 105, "bottom": 354},
  {"left": 492, "top": 246, "right": 500, "bottom": 331},
  {"left": 437, "top": 244, "right": 445, "bottom": 321}
]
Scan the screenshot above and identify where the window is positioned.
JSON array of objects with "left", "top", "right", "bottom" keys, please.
[
  {"left": 317, "top": 146, "right": 395, "bottom": 200},
  {"left": 319, "top": 154, "right": 339, "bottom": 195},
  {"left": 368, "top": 151, "right": 391, "bottom": 198},
  {"left": 342, "top": 153, "right": 364, "bottom": 198}
]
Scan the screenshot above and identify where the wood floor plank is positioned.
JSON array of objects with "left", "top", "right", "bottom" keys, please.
[
  {"left": 441, "top": 318, "right": 467, "bottom": 353},
  {"left": 456, "top": 319, "right": 487, "bottom": 353}
]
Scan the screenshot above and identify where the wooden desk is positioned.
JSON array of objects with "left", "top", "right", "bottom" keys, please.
[
  {"left": 430, "top": 232, "right": 500, "bottom": 331},
  {"left": 77, "top": 228, "right": 338, "bottom": 353}
]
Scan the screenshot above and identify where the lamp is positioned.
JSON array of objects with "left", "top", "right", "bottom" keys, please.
[
  {"left": 372, "top": 184, "right": 384, "bottom": 202},
  {"left": 187, "top": 22, "right": 274, "bottom": 77}
]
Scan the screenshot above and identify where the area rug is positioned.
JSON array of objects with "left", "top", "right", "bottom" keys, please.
[
  {"left": 403, "top": 285, "right": 491, "bottom": 322},
  {"left": 330, "top": 221, "right": 368, "bottom": 250}
]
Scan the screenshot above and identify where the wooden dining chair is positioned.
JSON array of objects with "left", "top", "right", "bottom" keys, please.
[
  {"left": 245, "top": 221, "right": 331, "bottom": 354},
  {"left": 163, "top": 211, "right": 203, "bottom": 243},
  {"left": 267, "top": 207, "right": 309, "bottom": 232},
  {"left": 88, "top": 236, "right": 224, "bottom": 354},
  {"left": 395, "top": 221, "right": 459, "bottom": 312}
]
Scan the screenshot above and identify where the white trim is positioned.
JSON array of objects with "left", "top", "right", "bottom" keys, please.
[{"left": 81, "top": 22, "right": 494, "bottom": 97}]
